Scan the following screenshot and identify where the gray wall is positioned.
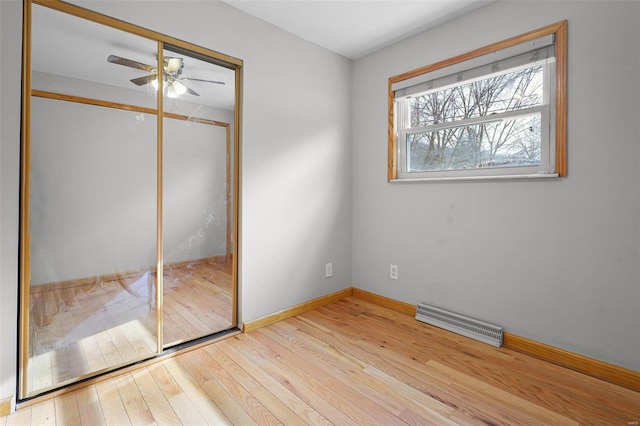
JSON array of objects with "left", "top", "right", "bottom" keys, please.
[
  {"left": 0, "top": 0, "right": 353, "bottom": 402},
  {"left": 29, "top": 97, "right": 229, "bottom": 285},
  {"left": 70, "top": 0, "right": 354, "bottom": 322},
  {"left": 3, "top": 0, "right": 638, "bottom": 408},
  {"left": 164, "top": 119, "right": 230, "bottom": 264},
  {"left": 352, "top": 1, "right": 640, "bottom": 372},
  {"left": 29, "top": 98, "right": 157, "bottom": 284}
]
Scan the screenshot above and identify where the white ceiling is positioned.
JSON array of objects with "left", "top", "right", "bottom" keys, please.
[
  {"left": 31, "top": 0, "right": 491, "bottom": 111},
  {"left": 221, "top": 0, "right": 492, "bottom": 59}
]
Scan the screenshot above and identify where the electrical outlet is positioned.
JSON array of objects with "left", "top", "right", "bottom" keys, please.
[
  {"left": 325, "top": 263, "right": 333, "bottom": 278},
  {"left": 390, "top": 264, "right": 399, "bottom": 280}
]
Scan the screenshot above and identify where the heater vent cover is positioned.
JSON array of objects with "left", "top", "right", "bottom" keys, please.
[{"left": 416, "top": 303, "right": 503, "bottom": 347}]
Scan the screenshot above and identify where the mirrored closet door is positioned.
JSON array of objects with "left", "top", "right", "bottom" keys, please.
[
  {"left": 20, "top": 0, "right": 241, "bottom": 399},
  {"left": 161, "top": 45, "right": 236, "bottom": 347}
]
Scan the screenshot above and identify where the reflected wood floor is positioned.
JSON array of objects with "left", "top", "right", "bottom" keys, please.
[
  {"left": 6, "top": 296, "right": 639, "bottom": 425},
  {"left": 27, "top": 258, "right": 233, "bottom": 396},
  {"left": 163, "top": 258, "right": 233, "bottom": 346}
]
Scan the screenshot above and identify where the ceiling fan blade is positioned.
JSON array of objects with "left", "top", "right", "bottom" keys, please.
[
  {"left": 181, "top": 77, "right": 225, "bottom": 85},
  {"left": 183, "top": 83, "right": 200, "bottom": 97},
  {"left": 107, "top": 55, "right": 156, "bottom": 73},
  {"left": 164, "top": 57, "right": 184, "bottom": 75},
  {"left": 130, "top": 74, "right": 157, "bottom": 86}
]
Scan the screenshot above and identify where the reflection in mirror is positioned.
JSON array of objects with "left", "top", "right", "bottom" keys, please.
[
  {"left": 27, "top": 4, "right": 159, "bottom": 396},
  {"left": 161, "top": 46, "right": 236, "bottom": 347},
  {"left": 31, "top": 5, "right": 158, "bottom": 108},
  {"left": 23, "top": 2, "right": 239, "bottom": 399}
]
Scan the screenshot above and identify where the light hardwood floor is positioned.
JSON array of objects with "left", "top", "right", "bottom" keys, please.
[
  {"left": 163, "top": 258, "right": 233, "bottom": 346},
  {"left": 6, "top": 296, "right": 639, "bottom": 425},
  {"left": 27, "top": 258, "right": 233, "bottom": 396}
]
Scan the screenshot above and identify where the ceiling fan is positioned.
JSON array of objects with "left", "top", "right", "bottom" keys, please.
[{"left": 107, "top": 54, "right": 225, "bottom": 98}]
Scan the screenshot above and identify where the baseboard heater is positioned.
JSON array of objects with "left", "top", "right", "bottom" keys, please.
[{"left": 416, "top": 303, "right": 503, "bottom": 347}]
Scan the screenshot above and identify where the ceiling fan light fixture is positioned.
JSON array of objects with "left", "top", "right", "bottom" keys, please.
[
  {"left": 172, "top": 81, "right": 187, "bottom": 96},
  {"left": 167, "top": 83, "right": 179, "bottom": 98},
  {"left": 109, "top": 54, "right": 216, "bottom": 98}
]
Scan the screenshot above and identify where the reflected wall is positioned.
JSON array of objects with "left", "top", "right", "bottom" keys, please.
[
  {"left": 163, "top": 108, "right": 234, "bottom": 347},
  {"left": 161, "top": 45, "right": 236, "bottom": 347}
]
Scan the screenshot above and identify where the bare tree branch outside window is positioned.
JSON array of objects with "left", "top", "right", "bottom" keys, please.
[{"left": 407, "top": 65, "right": 544, "bottom": 172}]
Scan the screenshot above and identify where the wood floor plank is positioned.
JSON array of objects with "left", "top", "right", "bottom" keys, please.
[
  {"left": 229, "top": 334, "right": 358, "bottom": 425},
  {"left": 270, "top": 320, "right": 460, "bottom": 424},
  {"left": 131, "top": 368, "right": 181, "bottom": 425},
  {"left": 95, "top": 331, "right": 125, "bottom": 367},
  {"left": 314, "top": 299, "right": 640, "bottom": 424},
  {"left": 251, "top": 327, "right": 404, "bottom": 425},
  {"left": 429, "top": 360, "right": 577, "bottom": 425},
  {"left": 29, "top": 351, "right": 53, "bottom": 392},
  {"left": 81, "top": 335, "right": 108, "bottom": 373},
  {"left": 54, "top": 392, "right": 81, "bottom": 426},
  {"left": 216, "top": 339, "right": 333, "bottom": 426},
  {"left": 75, "top": 385, "right": 106, "bottom": 426},
  {"left": 264, "top": 323, "right": 407, "bottom": 417},
  {"left": 162, "top": 357, "right": 231, "bottom": 426},
  {"left": 113, "top": 373, "right": 156, "bottom": 426},
  {"left": 177, "top": 352, "right": 258, "bottom": 426},
  {"left": 118, "top": 319, "right": 156, "bottom": 357},
  {"left": 4, "top": 408, "right": 31, "bottom": 426},
  {"left": 292, "top": 299, "right": 640, "bottom": 422},
  {"left": 164, "top": 294, "right": 210, "bottom": 334},
  {"left": 28, "top": 258, "right": 233, "bottom": 396},
  {"left": 95, "top": 379, "right": 132, "bottom": 426},
  {"left": 203, "top": 344, "right": 307, "bottom": 425},
  {"left": 189, "top": 349, "right": 282, "bottom": 425},
  {"left": 147, "top": 363, "right": 208, "bottom": 426},
  {"left": 9, "top": 294, "right": 640, "bottom": 425},
  {"left": 106, "top": 324, "right": 138, "bottom": 363},
  {"left": 29, "top": 399, "right": 55, "bottom": 426},
  {"left": 292, "top": 314, "right": 459, "bottom": 391}
]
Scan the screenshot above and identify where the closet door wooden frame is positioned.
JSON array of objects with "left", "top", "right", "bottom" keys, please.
[{"left": 19, "top": 0, "right": 242, "bottom": 400}]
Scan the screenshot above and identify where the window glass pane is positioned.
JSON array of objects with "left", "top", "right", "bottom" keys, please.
[
  {"left": 407, "top": 113, "right": 542, "bottom": 172},
  {"left": 409, "top": 65, "right": 544, "bottom": 128}
]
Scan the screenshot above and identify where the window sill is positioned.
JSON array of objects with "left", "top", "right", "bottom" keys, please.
[{"left": 390, "top": 173, "right": 560, "bottom": 183}]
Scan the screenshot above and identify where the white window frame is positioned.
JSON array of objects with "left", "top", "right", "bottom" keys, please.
[{"left": 387, "top": 21, "right": 567, "bottom": 182}]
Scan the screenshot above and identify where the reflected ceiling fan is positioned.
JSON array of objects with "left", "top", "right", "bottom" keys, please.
[{"left": 107, "top": 54, "right": 224, "bottom": 98}]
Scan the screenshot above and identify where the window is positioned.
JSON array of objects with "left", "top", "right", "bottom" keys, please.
[{"left": 388, "top": 21, "right": 567, "bottom": 181}]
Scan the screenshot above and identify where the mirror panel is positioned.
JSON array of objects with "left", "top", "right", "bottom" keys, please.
[
  {"left": 28, "top": 100, "right": 158, "bottom": 394},
  {"left": 31, "top": 4, "right": 158, "bottom": 108},
  {"left": 27, "top": 4, "right": 159, "bottom": 396},
  {"left": 161, "top": 46, "right": 236, "bottom": 347},
  {"left": 23, "top": 1, "right": 239, "bottom": 399}
]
